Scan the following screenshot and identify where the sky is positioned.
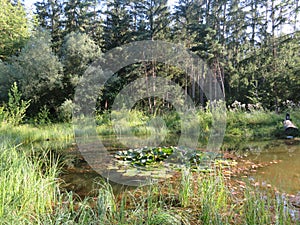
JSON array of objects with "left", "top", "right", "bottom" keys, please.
[{"left": 24, "top": 0, "right": 36, "bottom": 12}]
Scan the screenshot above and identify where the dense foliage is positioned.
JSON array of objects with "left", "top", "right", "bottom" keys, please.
[
  {"left": 1, "top": 2, "right": 299, "bottom": 224},
  {"left": 0, "top": 0, "right": 30, "bottom": 60},
  {"left": 0, "top": 0, "right": 300, "bottom": 119}
]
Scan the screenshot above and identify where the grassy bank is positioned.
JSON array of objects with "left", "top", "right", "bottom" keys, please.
[
  {"left": 0, "top": 109, "right": 299, "bottom": 224},
  {"left": 95, "top": 109, "right": 299, "bottom": 147},
  {"left": 42, "top": 170, "right": 296, "bottom": 224}
]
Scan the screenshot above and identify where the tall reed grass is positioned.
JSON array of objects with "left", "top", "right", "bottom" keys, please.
[
  {"left": 0, "top": 123, "right": 74, "bottom": 145},
  {"left": 95, "top": 108, "right": 299, "bottom": 146},
  {"left": 0, "top": 143, "right": 58, "bottom": 224}
]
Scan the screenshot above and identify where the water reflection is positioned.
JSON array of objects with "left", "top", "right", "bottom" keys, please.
[
  {"left": 246, "top": 139, "right": 300, "bottom": 195},
  {"left": 62, "top": 136, "right": 300, "bottom": 197}
]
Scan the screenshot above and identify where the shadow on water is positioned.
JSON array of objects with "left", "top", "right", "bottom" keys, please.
[
  {"left": 60, "top": 170, "right": 136, "bottom": 198},
  {"left": 59, "top": 137, "right": 135, "bottom": 198}
]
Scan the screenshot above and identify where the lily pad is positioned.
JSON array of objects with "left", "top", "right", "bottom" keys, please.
[{"left": 114, "top": 146, "right": 232, "bottom": 174}]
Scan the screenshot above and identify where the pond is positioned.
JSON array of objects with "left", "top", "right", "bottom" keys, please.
[
  {"left": 245, "top": 139, "right": 300, "bottom": 195},
  {"left": 60, "top": 136, "right": 300, "bottom": 199}
]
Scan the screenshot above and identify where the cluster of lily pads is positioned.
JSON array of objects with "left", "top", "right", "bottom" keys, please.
[
  {"left": 114, "top": 146, "right": 175, "bottom": 167},
  {"left": 114, "top": 146, "right": 223, "bottom": 168}
]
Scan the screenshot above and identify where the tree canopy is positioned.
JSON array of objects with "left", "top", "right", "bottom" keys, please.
[
  {"left": 0, "top": 0, "right": 30, "bottom": 60},
  {"left": 0, "top": 0, "right": 300, "bottom": 119}
]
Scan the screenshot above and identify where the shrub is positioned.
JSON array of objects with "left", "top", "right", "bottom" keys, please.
[
  {"left": 57, "top": 99, "right": 74, "bottom": 123},
  {"left": 34, "top": 105, "right": 52, "bottom": 125},
  {"left": 4, "top": 82, "right": 30, "bottom": 125}
]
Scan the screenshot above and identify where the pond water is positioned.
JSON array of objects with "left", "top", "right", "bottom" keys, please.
[
  {"left": 245, "top": 139, "right": 300, "bottom": 195},
  {"left": 61, "top": 136, "right": 300, "bottom": 198}
]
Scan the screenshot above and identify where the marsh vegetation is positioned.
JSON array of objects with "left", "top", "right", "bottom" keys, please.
[{"left": 1, "top": 105, "right": 300, "bottom": 224}]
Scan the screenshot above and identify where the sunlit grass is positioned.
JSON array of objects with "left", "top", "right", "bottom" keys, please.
[
  {"left": 0, "top": 144, "right": 59, "bottom": 224},
  {"left": 35, "top": 169, "right": 295, "bottom": 224},
  {"left": 0, "top": 123, "right": 74, "bottom": 145},
  {"left": 96, "top": 109, "right": 296, "bottom": 147},
  {"left": 0, "top": 140, "right": 296, "bottom": 224}
]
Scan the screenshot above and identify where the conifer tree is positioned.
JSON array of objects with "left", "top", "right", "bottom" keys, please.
[
  {"left": 63, "top": 0, "right": 98, "bottom": 34},
  {"left": 35, "top": 0, "right": 64, "bottom": 52},
  {"left": 102, "top": 0, "right": 132, "bottom": 51}
]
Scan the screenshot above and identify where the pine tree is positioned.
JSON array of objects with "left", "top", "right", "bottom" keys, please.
[
  {"left": 190, "top": 0, "right": 227, "bottom": 99},
  {"left": 142, "top": 0, "right": 171, "bottom": 40},
  {"left": 225, "top": 0, "right": 249, "bottom": 103},
  {"left": 102, "top": 0, "right": 132, "bottom": 51},
  {"left": 35, "top": 0, "right": 64, "bottom": 52}
]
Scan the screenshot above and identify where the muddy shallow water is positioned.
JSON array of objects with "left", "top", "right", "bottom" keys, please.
[
  {"left": 60, "top": 137, "right": 300, "bottom": 198},
  {"left": 245, "top": 139, "right": 300, "bottom": 195}
]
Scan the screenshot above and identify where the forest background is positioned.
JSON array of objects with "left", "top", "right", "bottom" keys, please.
[{"left": 1, "top": 0, "right": 300, "bottom": 121}]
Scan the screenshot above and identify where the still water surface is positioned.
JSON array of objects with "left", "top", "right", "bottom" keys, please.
[
  {"left": 62, "top": 136, "right": 300, "bottom": 196},
  {"left": 245, "top": 139, "right": 300, "bottom": 195}
]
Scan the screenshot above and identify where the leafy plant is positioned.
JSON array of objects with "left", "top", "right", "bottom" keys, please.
[
  {"left": 4, "top": 82, "right": 30, "bottom": 125},
  {"left": 58, "top": 99, "right": 74, "bottom": 123},
  {"left": 115, "top": 146, "right": 175, "bottom": 166},
  {"left": 34, "top": 105, "right": 52, "bottom": 125}
]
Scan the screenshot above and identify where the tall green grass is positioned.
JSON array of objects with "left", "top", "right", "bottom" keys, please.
[
  {"left": 35, "top": 169, "right": 296, "bottom": 225},
  {"left": 0, "top": 123, "right": 73, "bottom": 147},
  {"left": 0, "top": 143, "right": 58, "bottom": 224},
  {"left": 0, "top": 123, "right": 74, "bottom": 223},
  {"left": 242, "top": 188, "right": 293, "bottom": 225},
  {"left": 0, "top": 142, "right": 296, "bottom": 224}
]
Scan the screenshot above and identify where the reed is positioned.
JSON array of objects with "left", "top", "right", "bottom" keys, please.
[{"left": 0, "top": 144, "right": 58, "bottom": 224}]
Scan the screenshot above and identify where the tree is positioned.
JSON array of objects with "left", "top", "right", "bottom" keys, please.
[
  {"left": 60, "top": 31, "right": 101, "bottom": 99},
  {"left": 63, "top": 0, "right": 99, "bottom": 34},
  {"left": 188, "top": 0, "right": 227, "bottom": 101},
  {"left": 0, "top": 0, "right": 30, "bottom": 60},
  {"left": 141, "top": 0, "right": 171, "bottom": 40},
  {"left": 134, "top": 0, "right": 171, "bottom": 112},
  {"left": 34, "top": 0, "right": 64, "bottom": 52},
  {"left": 0, "top": 60, "right": 13, "bottom": 102},
  {"left": 172, "top": 0, "right": 206, "bottom": 105},
  {"left": 223, "top": 0, "right": 249, "bottom": 103},
  {"left": 35, "top": 0, "right": 103, "bottom": 51},
  {"left": 4, "top": 0, "right": 300, "bottom": 113},
  {"left": 102, "top": 0, "right": 133, "bottom": 51},
  {"left": 9, "top": 29, "right": 64, "bottom": 115}
]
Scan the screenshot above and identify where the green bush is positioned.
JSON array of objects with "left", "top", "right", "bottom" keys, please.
[
  {"left": 34, "top": 105, "right": 52, "bottom": 125},
  {"left": 58, "top": 99, "right": 74, "bottom": 123},
  {"left": 4, "top": 82, "right": 30, "bottom": 125}
]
